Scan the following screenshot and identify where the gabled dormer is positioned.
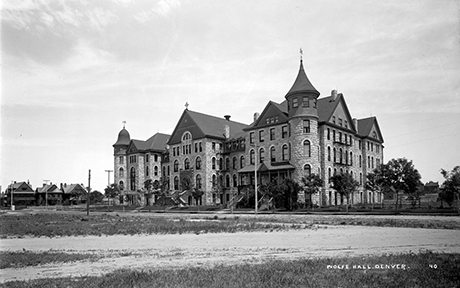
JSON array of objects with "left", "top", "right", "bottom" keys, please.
[
  {"left": 318, "top": 91, "right": 357, "bottom": 134},
  {"left": 244, "top": 101, "right": 289, "bottom": 131},
  {"left": 357, "top": 117, "right": 384, "bottom": 143}
]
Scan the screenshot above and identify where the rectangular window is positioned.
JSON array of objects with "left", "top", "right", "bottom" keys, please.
[
  {"left": 155, "top": 154, "right": 158, "bottom": 162},
  {"left": 345, "top": 121, "right": 348, "bottom": 129},
  {"left": 332, "top": 116, "right": 336, "bottom": 124},
  {"left": 339, "top": 118, "right": 343, "bottom": 127},
  {"left": 212, "top": 142, "right": 216, "bottom": 150},
  {"left": 270, "top": 128, "right": 275, "bottom": 140},
  {"left": 259, "top": 130, "right": 264, "bottom": 142},
  {"left": 313, "top": 99, "right": 317, "bottom": 108},
  {"left": 250, "top": 132, "right": 254, "bottom": 144},
  {"left": 195, "top": 143, "right": 198, "bottom": 153},
  {"left": 146, "top": 154, "right": 149, "bottom": 162},
  {"left": 199, "top": 142, "right": 202, "bottom": 152},
  {"left": 327, "top": 128, "right": 330, "bottom": 140},
  {"left": 119, "top": 156, "right": 124, "bottom": 164},
  {"left": 303, "top": 120, "right": 310, "bottom": 133},
  {"left": 292, "top": 97, "right": 298, "bottom": 108},
  {"left": 282, "top": 126, "right": 288, "bottom": 138},
  {"left": 302, "top": 96, "right": 309, "bottom": 107}
]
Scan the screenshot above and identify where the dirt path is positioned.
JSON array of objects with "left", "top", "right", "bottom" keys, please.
[{"left": 1, "top": 225, "right": 460, "bottom": 283}]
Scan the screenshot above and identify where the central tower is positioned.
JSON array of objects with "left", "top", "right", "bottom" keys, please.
[{"left": 285, "top": 60, "right": 321, "bottom": 185}]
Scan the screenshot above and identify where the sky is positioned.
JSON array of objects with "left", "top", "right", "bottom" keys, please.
[{"left": 1, "top": 0, "right": 459, "bottom": 192}]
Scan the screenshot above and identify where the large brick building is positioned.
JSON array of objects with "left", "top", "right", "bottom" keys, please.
[{"left": 113, "top": 60, "right": 384, "bottom": 207}]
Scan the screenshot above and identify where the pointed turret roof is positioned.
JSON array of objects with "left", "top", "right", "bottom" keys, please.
[{"left": 286, "top": 60, "right": 320, "bottom": 98}]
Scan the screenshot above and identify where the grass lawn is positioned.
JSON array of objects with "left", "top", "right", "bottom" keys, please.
[
  {"left": 1, "top": 252, "right": 459, "bottom": 288},
  {"left": 0, "top": 251, "right": 103, "bottom": 269}
]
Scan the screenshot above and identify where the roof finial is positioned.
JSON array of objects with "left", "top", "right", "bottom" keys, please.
[
  {"left": 299, "top": 47, "right": 303, "bottom": 62},
  {"left": 122, "top": 121, "right": 126, "bottom": 129},
  {"left": 185, "top": 102, "right": 189, "bottom": 110}
]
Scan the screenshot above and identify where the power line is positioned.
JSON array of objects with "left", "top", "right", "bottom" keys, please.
[
  {"left": 386, "top": 132, "right": 460, "bottom": 148},
  {"left": 386, "top": 122, "right": 458, "bottom": 139}
]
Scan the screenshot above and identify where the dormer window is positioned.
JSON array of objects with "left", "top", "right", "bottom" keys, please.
[
  {"left": 302, "top": 96, "right": 309, "bottom": 107},
  {"left": 292, "top": 98, "right": 299, "bottom": 108}
]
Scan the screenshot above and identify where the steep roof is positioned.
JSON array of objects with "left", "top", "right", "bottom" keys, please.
[
  {"left": 187, "top": 110, "right": 248, "bottom": 139},
  {"left": 317, "top": 95, "right": 339, "bottom": 122},
  {"left": 285, "top": 60, "right": 320, "bottom": 98},
  {"left": 113, "top": 128, "right": 130, "bottom": 146},
  {"left": 62, "top": 183, "right": 86, "bottom": 194},
  {"left": 129, "top": 133, "right": 170, "bottom": 152},
  {"left": 36, "top": 184, "right": 62, "bottom": 193},
  {"left": 357, "top": 116, "right": 384, "bottom": 142}
]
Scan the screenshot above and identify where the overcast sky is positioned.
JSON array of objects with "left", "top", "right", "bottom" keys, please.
[{"left": 1, "top": 0, "right": 459, "bottom": 192}]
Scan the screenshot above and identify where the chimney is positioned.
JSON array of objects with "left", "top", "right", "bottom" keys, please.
[
  {"left": 331, "top": 90, "right": 337, "bottom": 101},
  {"left": 253, "top": 112, "right": 260, "bottom": 122},
  {"left": 224, "top": 115, "right": 231, "bottom": 121},
  {"left": 224, "top": 124, "right": 230, "bottom": 138},
  {"left": 353, "top": 118, "right": 358, "bottom": 131},
  {"left": 60, "top": 183, "right": 64, "bottom": 191}
]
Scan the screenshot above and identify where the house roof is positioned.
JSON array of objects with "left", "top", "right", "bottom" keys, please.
[
  {"left": 9, "top": 182, "right": 34, "bottom": 193},
  {"left": 130, "top": 133, "right": 171, "bottom": 152},
  {"left": 357, "top": 117, "right": 376, "bottom": 137},
  {"left": 62, "top": 184, "right": 86, "bottom": 194},
  {"left": 36, "top": 184, "right": 62, "bottom": 193},
  {"left": 187, "top": 110, "right": 248, "bottom": 139},
  {"left": 285, "top": 60, "right": 320, "bottom": 98}
]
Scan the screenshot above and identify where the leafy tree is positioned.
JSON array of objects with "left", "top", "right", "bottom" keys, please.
[
  {"left": 440, "top": 166, "right": 460, "bottom": 208},
  {"left": 104, "top": 184, "right": 120, "bottom": 199},
  {"left": 366, "top": 168, "right": 385, "bottom": 208},
  {"left": 301, "top": 174, "right": 323, "bottom": 209},
  {"left": 277, "top": 178, "right": 301, "bottom": 211},
  {"left": 89, "top": 190, "right": 104, "bottom": 203},
  {"left": 330, "top": 173, "right": 359, "bottom": 213},
  {"left": 377, "top": 158, "right": 422, "bottom": 211},
  {"left": 191, "top": 188, "right": 204, "bottom": 207}
]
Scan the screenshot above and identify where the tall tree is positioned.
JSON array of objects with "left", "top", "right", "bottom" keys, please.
[
  {"left": 277, "top": 178, "right": 300, "bottom": 211},
  {"left": 440, "top": 166, "right": 460, "bottom": 209},
  {"left": 366, "top": 169, "right": 384, "bottom": 209},
  {"left": 301, "top": 174, "right": 323, "bottom": 209},
  {"left": 377, "top": 158, "right": 422, "bottom": 211},
  {"left": 330, "top": 173, "right": 359, "bottom": 213}
]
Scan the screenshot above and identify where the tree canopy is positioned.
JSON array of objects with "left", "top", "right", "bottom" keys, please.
[
  {"left": 330, "top": 173, "right": 359, "bottom": 212},
  {"left": 301, "top": 173, "right": 323, "bottom": 208},
  {"left": 439, "top": 166, "right": 460, "bottom": 207},
  {"left": 104, "top": 183, "right": 121, "bottom": 199}
]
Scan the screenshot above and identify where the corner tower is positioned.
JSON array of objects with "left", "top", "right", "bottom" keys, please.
[
  {"left": 113, "top": 124, "right": 130, "bottom": 190},
  {"left": 285, "top": 60, "right": 321, "bottom": 185}
]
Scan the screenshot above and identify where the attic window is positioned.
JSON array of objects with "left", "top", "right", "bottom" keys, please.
[
  {"left": 332, "top": 116, "right": 336, "bottom": 124},
  {"left": 292, "top": 98, "right": 298, "bottom": 108},
  {"left": 302, "top": 96, "right": 309, "bottom": 107}
]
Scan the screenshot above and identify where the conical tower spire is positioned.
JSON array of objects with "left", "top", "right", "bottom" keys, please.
[{"left": 285, "top": 60, "right": 320, "bottom": 98}]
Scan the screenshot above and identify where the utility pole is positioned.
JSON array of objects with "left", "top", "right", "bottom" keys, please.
[
  {"left": 10, "top": 181, "right": 14, "bottom": 211},
  {"left": 87, "top": 170, "right": 91, "bottom": 216},
  {"left": 105, "top": 170, "right": 113, "bottom": 212},
  {"left": 43, "top": 180, "right": 50, "bottom": 208}
]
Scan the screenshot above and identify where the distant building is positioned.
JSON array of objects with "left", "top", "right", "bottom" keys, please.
[
  {"left": 36, "top": 183, "right": 63, "bottom": 205},
  {"left": 113, "top": 60, "right": 384, "bottom": 207},
  {"left": 5, "top": 181, "right": 35, "bottom": 206}
]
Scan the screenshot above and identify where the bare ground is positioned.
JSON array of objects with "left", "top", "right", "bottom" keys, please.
[{"left": 1, "top": 224, "right": 460, "bottom": 283}]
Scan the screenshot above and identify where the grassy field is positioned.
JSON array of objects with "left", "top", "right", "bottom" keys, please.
[
  {"left": 0, "top": 213, "right": 309, "bottom": 238},
  {"left": 1, "top": 252, "right": 459, "bottom": 288},
  {"left": 1, "top": 212, "right": 459, "bottom": 238},
  {"left": 0, "top": 251, "right": 103, "bottom": 269}
]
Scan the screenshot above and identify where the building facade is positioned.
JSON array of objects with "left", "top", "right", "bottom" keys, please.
[{"left": 113, "top": 60, "right": 384, "bottom": 207}]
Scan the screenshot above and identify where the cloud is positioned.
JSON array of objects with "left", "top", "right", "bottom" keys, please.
[{"left": 133, "top": 0, "right": 181, "bottom": 23}]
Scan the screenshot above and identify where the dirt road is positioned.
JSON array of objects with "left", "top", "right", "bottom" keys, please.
[{"left": 1, "top": 225, "right": 459, "bottom": 283}]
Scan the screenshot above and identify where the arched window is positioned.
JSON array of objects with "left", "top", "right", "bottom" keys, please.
[
  {"left": 196, "top": 157, "right": 202, "bottom": 170},
  {"left": 259, "top": 148, "right": 265, "bottom": 163},
  {"left": 339, "top": 148, "right": 343, "bottom": 164},
  {"left": 225, "top": 157, "right": 230, "bottom": 170},
  {"left": 130, "top": 167, "right": 136, "bottom": 191},
  {"left": 233, "top": 174, "right": 237, "bottom": 187},
  {"left": 250, "top": 149, "right": 255, "bottom": 165},
  {"left": 162, "top": 166, "right": 166, "bottom": 177},
  {"left": 174, "top": 160, "right": 179, "bottom": 172},
  {"left": 119, "top": 156, "right": 124, "bottom": 164},
  {"left": 304, "top": 140, "right": 311, "bottom": 157},
  {"left": 328, "top": 167, "right": 331, "bottom": 183},
  {"left": 240, "top": 155, "right": 245, "bottom": 168},
  {"left": 119, "top": 167, "right": 124, "bottom": 178},
  {"left": 360, "top": 173, "right": 363, "bottom": 185},
  {"left": 327, "top": 146, "right": 331, "bottom": 161},
  {"left": 212, "top": 157, "right": 216, "bottom": 169},
  {"left": 350, "top": 152, "right": 353, "bottom": 166},
  {"left": 184, "top": 158, "right": 190, "bottom": 170},
  {"left": 270, "top": 146, "right": 276, "bottom": 162},
  {"left": 145, "top": 166, "right": 150, "bottom": 177},
  {"left": 333, "top": 148, "right": 337, "bottom": 163},
  {"left": 154, "top": 166, "right": 158, "bottom": 176},
  {"left": 196, "top": 174, "right": 202, "bottom": 189},
  {"left": 182, "top": 132, "right": 192, "bottom": 141},
  {"left": 174, "top": 176, "right": 179, "bottom": 190},
  {"left": 304, "top": 164, "right": 311, "bottom": 177},
  {"left": 226, "top": 175, "right": 230, "bottom": 187},
  {"left": 212, "top": 174, "right": 217, "bottom": 188},
  {"left": 219, "top": 158, "right": 223, "bottom": 170},
  {"left": 282, "top": 144, "right": 289, "bottom": 161},
  {"left": 232, "top": 157, "right": 237, "bottom": 170},
  {"left": 359, "top": 155, "right": 362, "bottom": 168},
  {"left": 119, "top": 181, "right": 124, "bottom": 191}
]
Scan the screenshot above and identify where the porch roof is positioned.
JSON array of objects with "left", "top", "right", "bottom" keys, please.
[{"left": 237, "top": 162, "right": 295, "bottom": 173}]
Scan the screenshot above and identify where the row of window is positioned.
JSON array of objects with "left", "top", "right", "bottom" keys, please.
[
  {"left": 118, "top": 166, "right": 159, "bottom": 178},
  {"left": 326, "top": 167, "right": 364, "bottom": 186},
  {"left": 120, "top": 154, "right": 160, "bottom": 165},
  {"left": 327, "top": 128, "right": 353, "bottom": 145},
  {"left": 288, "top": 96, "right": 317, "bottom": 109},
  {"left": 331, "top": 116, "right": 348, "bottom": 129},
  {"left": 249, "top": 125, "right": 290, "bottom": 144}
]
